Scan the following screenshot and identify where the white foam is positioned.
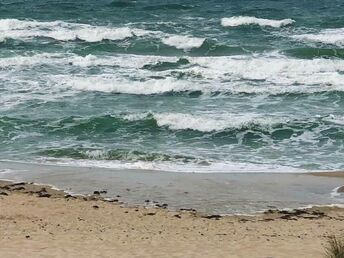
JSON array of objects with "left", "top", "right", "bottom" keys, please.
[
  {"left": 330, "top": 186, "right": 343, "bottom": 198},
  {"left": 187, "top": 55, "right": 344, "bottom": 92},
  {"left": 221, "top": 16, "right": 295, "bottom": 28},
  {"left": 69, "top": 54, "right": 178, "bottom": 69},
  {"left": 46, "top": 53, "right": 344, "bottom": 95},
  {"left": 154, "top": 113, "right": 278, "bottom": 132},
  {"left": 3, "top": 52, "right": 344, "bottom": 96},
  {"left": 85, "top": 150, "right": 109, "bottom": 159},
  {"left": 123, "top": 112, "right": 151, "bottom": 121},
  {"left": 0, "top": 18, "right": 205, "bottom": 51},
  {"left": 0, "top": 18, "right": 159, "bottom": 42},
  {"left": 324, "top": 114, "right": 344, "bottom": 125},
  {"left": 162, "top": 35, "right": 205, "bottom": 51},
  {"left": 54, "top": 75, "right": 197, "bottom": 95},
  {"left": 42, "top": 157, "right": 303, "bottom": 173},
  {"left": 292, "top": 28, "right": 344, "bottom": 47},
  {"left": 0, "top": 169, "right": 14, "bottom": 175},
  {"left": 124, "top": 112, "right": 284, "bottom": 132},
  {"left": 0, "top": 53, "right": 63, "bottom": 68},
  {"left": 0, "top": 53, "right": 178, "bottom": 71},
  {"left": 301, "top": 204, "right": 344, "bottom": 210}
]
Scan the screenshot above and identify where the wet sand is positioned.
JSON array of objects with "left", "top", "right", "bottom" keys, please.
[
  {"left": 1, "top": 161, "right": 344, "bottom": 214},
  {"left": 310, "top": 171, "right": 344, "bottom": 178},
  {"left": 1, "top": 180, "right": 344, "bottom": 258}
]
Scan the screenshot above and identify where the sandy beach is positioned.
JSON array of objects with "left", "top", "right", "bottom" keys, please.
[
  {"left": 1, "top": 180, "right": 344, "bottom": 258},
  {"left": 310, "top": 171, "right": 344, "bottom": 178},
  {"left": 2, "top": 1, "right": 344, "bottom": 257}
]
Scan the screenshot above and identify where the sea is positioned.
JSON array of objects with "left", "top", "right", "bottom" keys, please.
[{"left": 1, "top": 0, "right": 344, "bottom": 174}]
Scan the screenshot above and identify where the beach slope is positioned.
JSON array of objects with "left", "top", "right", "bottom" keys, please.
[{"left": 1, "top": 180, "right": 344, "bottom": 258}]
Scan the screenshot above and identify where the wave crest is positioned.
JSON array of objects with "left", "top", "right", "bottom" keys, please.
[
  {"left": 39, "top": 148, "right": 197, "bottom": 163},
  {"left": 124, "top": 112, "right": 283, "bottom": 132},
  {"left": 221, "top": 16, "right": 295, "bottom": 28},
  {"left": 0, "top": 18, "right": 158, "bottom": 42},
  {"left": 3, "top": 52, "right": 344, "bottom": 96},
  {"left": 162, "top": 35, "right": 205, "bottom": 51},
  {"left": 293, "top": 28, "right": 344, "bottom": 47}
]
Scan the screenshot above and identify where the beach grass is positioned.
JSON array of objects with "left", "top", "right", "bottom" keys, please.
[{"left": 325, "top": 236, "right": 344, "bottom": 258}]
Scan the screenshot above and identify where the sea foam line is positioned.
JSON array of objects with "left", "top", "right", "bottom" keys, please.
[
  {"left": 0, "top": 18, "right": 206, "bottom": 51},
  {"left": 2, "top": 52, "right": 344, "bottom": 96},
  {"left": 122, "top": 112, "right": 285, "bottom": 132},
  {"left": 292, "top": 28, "right": 344, "bottom": 47},
  {"left": 39, "top": 157, "right": 303, "bottom": 173},
  {"left": 0, "top": 18, "right": 159, "bottom": 42},
  {"left": 56, "top": 55, "right": 344, "bottom": 95},
  {"left": 221, "top": 16, "right": 295, "bottom": 28}
]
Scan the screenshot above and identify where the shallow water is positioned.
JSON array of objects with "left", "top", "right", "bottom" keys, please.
[
  {"left": 1, "top": 0, "right": 344, "bottom": 172},
  {"left": 1, "top": 161, "right": 344, "bottom": 214}
]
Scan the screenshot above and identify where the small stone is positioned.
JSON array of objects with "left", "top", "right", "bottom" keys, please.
[
  {"left": 92, "top": 205, "right": 99, "bottom": 209},
  {"left": 280, "top": 215, "right": 297, "bottom": 220},
  {"left": 337, "top": 186, "right": 344, "bottom": 193},
  {"left": 13, "top": 187, "right": 25, "bottom": 191},
  {"left": 179, "top": 208, "right": 196, "bottom": 212},
  {"left": 155, "top": 203, "right": 168, "bottom": 209},
  {"left": 0, "top": 192, "right": 8, "bottom": 196},
  {"left": 203, "top": 215, "right": 222, "bottom": 220},
  {"left": 38, "top": 193, "right": 51, "bottom": 198},
  {"left": 264, "top": 209, "right": 275, "bottom": 214},
  {"left": 105, "top": 199, "right": 118, "bottom": 203},
  {"left": 11, "top": 182, "right": 26, "bottom": 186}
]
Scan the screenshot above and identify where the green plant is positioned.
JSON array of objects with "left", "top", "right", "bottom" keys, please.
[{"left": 325, "top": 236, "right": 344, "bottom": 258}]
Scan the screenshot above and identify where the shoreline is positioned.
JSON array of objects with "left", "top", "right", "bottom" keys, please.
[
  {"left": 0, "top": 178, "right": 343, "bottom": 216},
  {"left": 309, "top": 171, "right": 344, "bottom": 178},
  {"left": 1, "top": 160, "right": 344, "bottom": 215},
  {"left": 1, "top": 180, "right": 344, "bottom": 257}
]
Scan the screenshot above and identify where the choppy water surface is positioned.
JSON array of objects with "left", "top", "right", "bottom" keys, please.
[{"left": 1, "top": 0, "right": 344, "bottom": 172}]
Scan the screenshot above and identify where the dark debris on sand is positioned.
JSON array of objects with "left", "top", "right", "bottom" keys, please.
[{"left": 264, "top": 209, "right": 327, "bottom": 220}]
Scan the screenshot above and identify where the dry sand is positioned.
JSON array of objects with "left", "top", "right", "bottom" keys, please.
[{"left": 1, "top": 180, "right": 344, "bottom": 258}]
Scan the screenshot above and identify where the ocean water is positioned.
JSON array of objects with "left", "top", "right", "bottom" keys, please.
[{"left": 1, "top": 0, "right": 344, "bottom": 173}]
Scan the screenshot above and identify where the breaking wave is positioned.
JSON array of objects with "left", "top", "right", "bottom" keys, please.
[
  {"left": 162, "top": 35, "right": 205, "bottom": 51},
  {"left": 53, "top": 54, "right": 344, "bottom": 95},
  {"left": 293, "top": 28, "right": 344, "bottom": 47},
  {"left": 0, "top": 18, "right": 160, "bottom": 42},
  {"left": 221, "top": 16, "right": 295, "bottom": 28},
  {"left": 2, "top": 52, "right": 344, "bottom": 96},
  {"left": 2, "top": 112, "right": 341, "bottom": 134}
]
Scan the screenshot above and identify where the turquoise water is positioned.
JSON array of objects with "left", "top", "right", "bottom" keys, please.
[{"left": 1, "top": 0, "right": 344, "bottom": 172}]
